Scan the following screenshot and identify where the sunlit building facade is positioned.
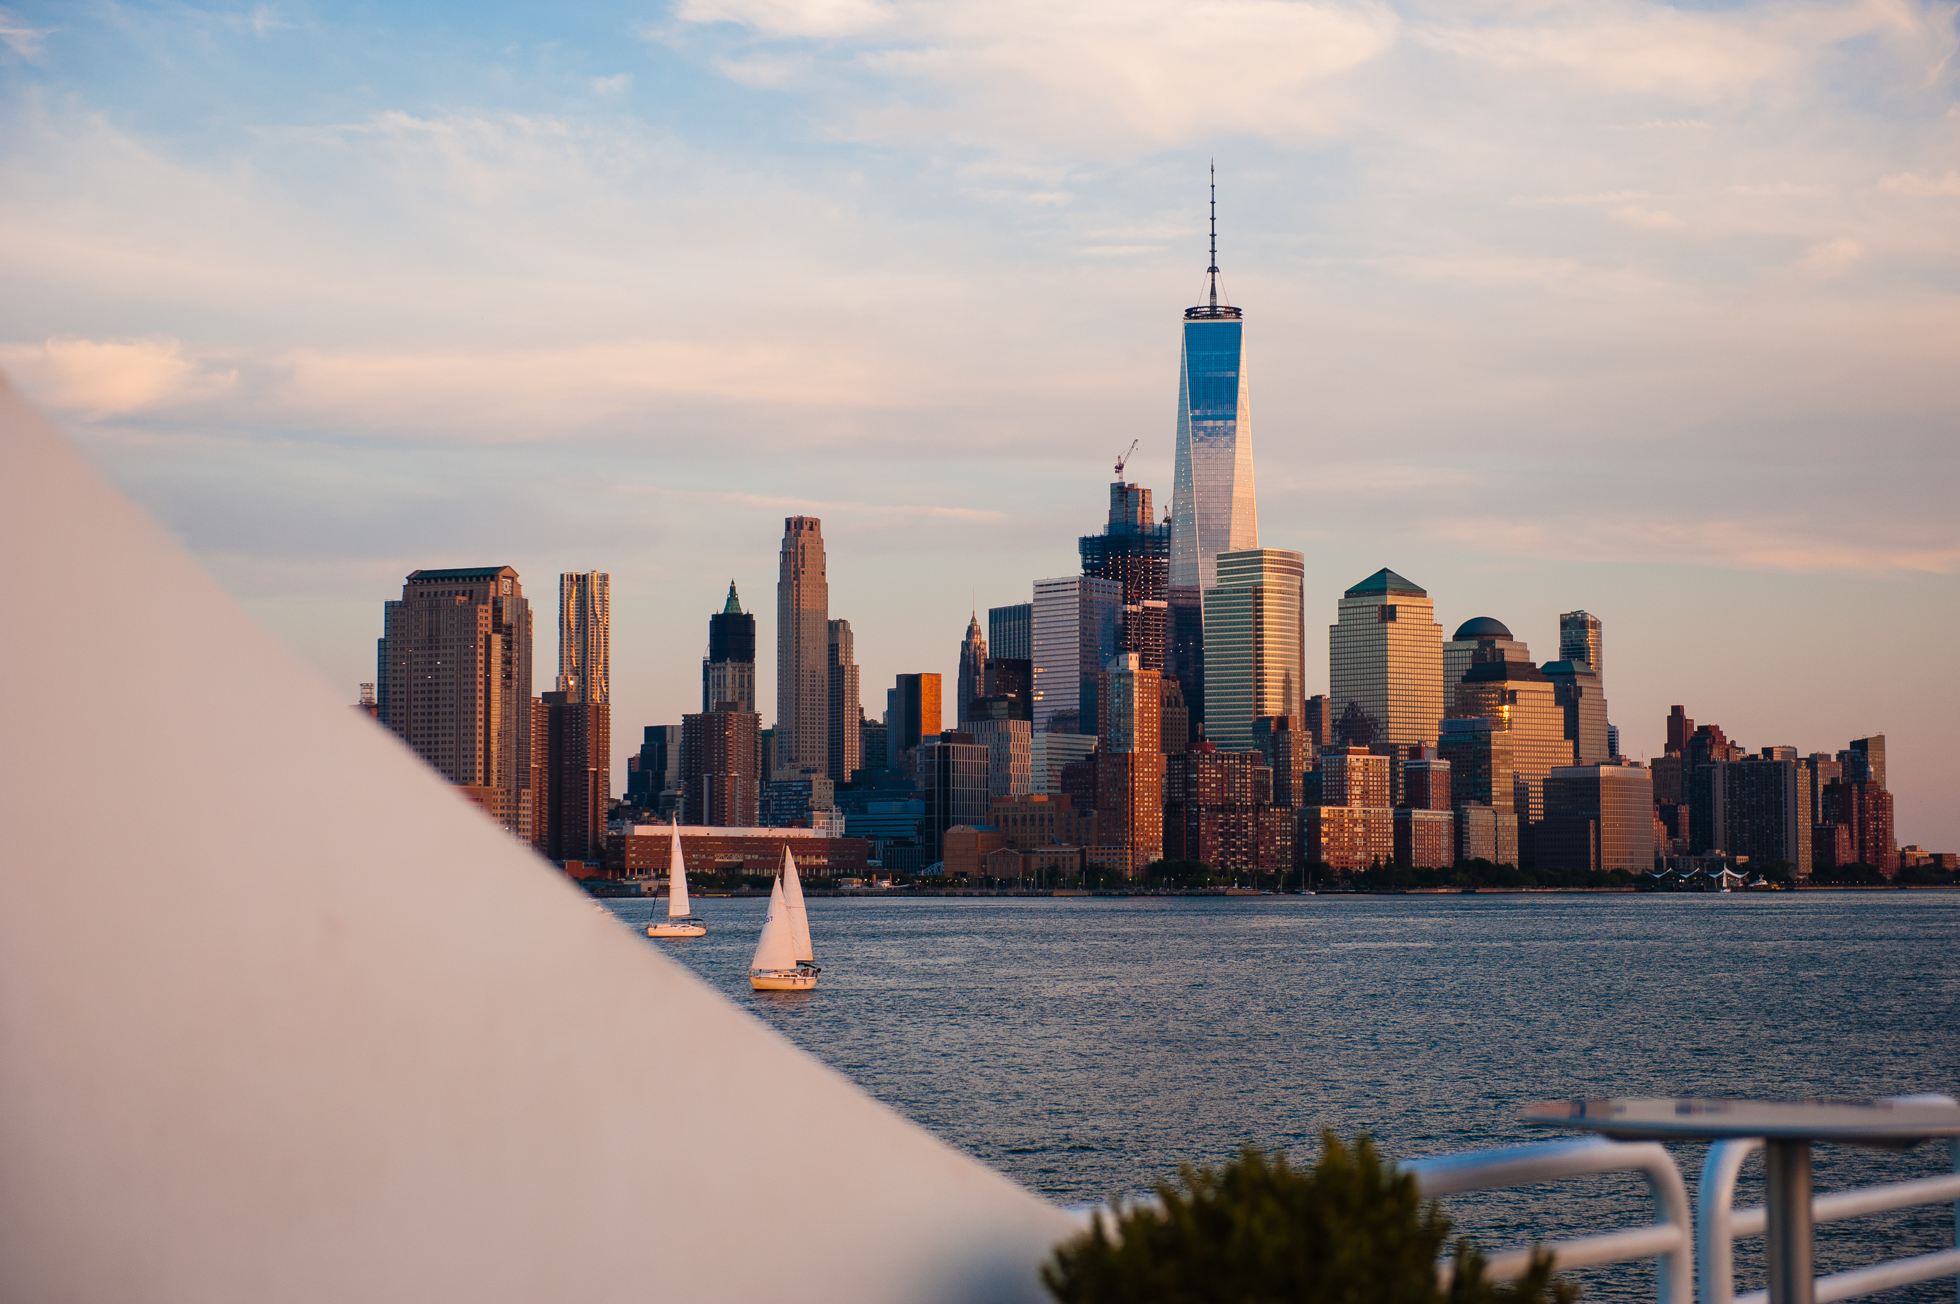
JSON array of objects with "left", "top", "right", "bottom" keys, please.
[
  {"left": 1442, "top": 617, "right": 1531, "bottom": 718},
  {"left": 1329, "top": 568, "right": 1444, "bottom": 749},
  {"left": 1452, "top": 659, "right": 1574, "bottom": 823},
  {"left": 775, "top": 517, "right": 829, "bottom": 777},
  {"left": 1201, "top": 547, "right": 1304, "bottom": 752}
]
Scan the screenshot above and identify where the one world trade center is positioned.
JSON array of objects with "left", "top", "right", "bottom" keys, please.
[{"left": 1167, "top": 168, "right": 1258, "bottom": 723}]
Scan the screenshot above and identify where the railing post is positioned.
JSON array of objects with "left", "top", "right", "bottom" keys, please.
[
  {"left": 1764, "top": 1139, "right": 1816, "bottom": 1304},
  {"left": 1699, "top": 1138, "right": 1762, "bottom": 1304}
]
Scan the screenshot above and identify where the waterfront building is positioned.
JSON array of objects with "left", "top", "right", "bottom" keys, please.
[
  {"left": 1031, "top": 732, "right": 1098, "bottom": 796},
  {"left": 557, "top": 571, "right": 610, "bottom": 705},
  {"left": 1253, "top": 715, "right": 1314, "bottom": 807},
  {"left": 989, "top": 792, "right": 1098, "bottom": 850},
  {"left": 1442, "top": 617, "right": 1532, "bottom": 717},
  {"left": 1031, "top": 576, "right": 1122, "bottom": 735},
  {"left": 1456, "top": 802, "right": 1520, "bottom": 867},
  {"left": 627, "top": 724, "right": 682, "bottom": 814},
  {"left": 942, "top": 826, "right": 1011, "bottom": 880},
  {"left": 1321, "top": 746, "right": 1391, "bottom": 809},
  {"left": 760, "top": 774, "right": 835, "bottom": 828},
  {"left": 1095, "top": 652, "right": 1164, "bottom": 872},
  {"left": 536, "top": 689, "right": 609, "bottom": 864},
  {"left": 378, "top": 566, "right": 533, "bottom": 836},
  {"left": 1164, "top": 745, "right": 1292, "bottom": 879},
  {"left": 1202, "top": 547, "right": 1304, "bottom": 752},
  {"left": 1452, "top": 657, "right": 1573, "bottom": 823},
  {"left": 1300, "top": 806, "right": 1395, "bottom": 872},
  {"left": 703, "top": 581, "right": 756, "bottom": 714},
  {"left": 885, "top": 673, "right": 942, "bottom": 774},
  {"left": 1812, "top": 822, "right": 1856, "bottom": 873},
  {"left": 1558, "top": 610, "right": 1603, "bottom": 676},
  {"left": 917, "top": 731, "right": 989, "bottom": 862},
  {"left": 987, "top": 602, "right": 1031, "bottom": 661},
  {"left": 956, "top": 614, "right": 988, "bottom": 724},
  {"left": 1403, "top": 749, "right": 1451, "bottom": 811},
  {"left": 1539, "top": 764, "right": 1655, "bottom": 873},
  {"left": 1394, "top": 808, "right": 1455, "bottom": 870},
  {"left": 1081, "top": 479, "right": 1172, "bottom": 673},
  {"left": 1821, "top": 779, "right": 1898, "bottom": 873},
  {"left": 681, "top": 707, "right": 761, "bottom": 827},
  {"left": 1542, "top": 660, "right": 1611, "bottom": 765},
  {"left": 608, "top": 824, "right": 870, "bottom": 880},
  {"left": 826, "top": 619, "right": 860, "bottom": 783},
  {"left": 776, "top": 517, "right": 829, "bottom": 778},
  {"left": 1698, "top": 755, "right": 1813, "bottom": 874},
  {"left": 1330, "top": 569, "right": 1444, "bottom": 749}
]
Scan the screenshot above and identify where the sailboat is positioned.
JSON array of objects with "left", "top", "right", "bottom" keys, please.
[
  {"left": 647, "top": 820, "right": 706, "bottom": 938},
  {"left": 748, "top": 846, "right": 819, "bottom": 991}
]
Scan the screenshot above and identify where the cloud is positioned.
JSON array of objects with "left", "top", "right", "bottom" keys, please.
[
  {"left": 1611, "top": 205, "right": 1688, "bottom": 231},
  {"left": 1877, "top": 170, "right": 1960, "bottom": 196},
  {"left": 1430, "top": 514, "right": 1959, "bottom": 575},
  {"left": 0, "top": 9, "right": 51, "bottom": 58},
  {"left": 676, "top": 0, "right": 894, "bottom": 38},
  {"left": 588, "top": 73, "right": 633, "bottom": 95},
  {"left": 1793, "top": 236, "right": 1865, "bottom": 277},
  {"left": 0, "top": 338, "right": 236, "bottom": 419}
]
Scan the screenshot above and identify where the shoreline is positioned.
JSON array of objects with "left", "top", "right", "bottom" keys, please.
[{"left": 625, "top": 884, "right": 1957, "bottom": 900}]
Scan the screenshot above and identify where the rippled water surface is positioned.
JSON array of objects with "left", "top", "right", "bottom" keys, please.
[{"left": 608, "top": 891, "right": 1960, "bottom": 1299}]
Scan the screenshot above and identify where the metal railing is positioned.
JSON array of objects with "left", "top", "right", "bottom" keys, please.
[
  {"left": 1405, "top": 1136, "right": 1696, "bottom": 1304},
  {"left": 1698, "top": 1136, "right": 1960, "bottom": 1304}
]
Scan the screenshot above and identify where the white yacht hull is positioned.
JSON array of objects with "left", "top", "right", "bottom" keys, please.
[
  {"left": 648, "top": 921, "right": 707, "bottom": 937},
  {"left": 749, "top": 965, "right": 819, "bottom": 991}
]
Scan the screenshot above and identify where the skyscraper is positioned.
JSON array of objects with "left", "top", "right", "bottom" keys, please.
[
  {"left": 1201, "top": 547, "right": 1305, "bottom": 752},
  {"left": 703, "top": 581, "right": 755, "bottom": 713},
  {"left": 776, "top": 517, "right": 829, "bottom": 777},
  {"left": 885, "top": 673, "right": 942, "bottom": 773},
  {"left": 1452, "top": 658, "right": 1573, "bottom": 824},
  {"left": 1081, "top": 479, "right": 1171, "bottom": 673},
  {"left": 956, "top": 614, "right": 988, "bottom": 723},
  {"left": 1542, "top": 660, "right": 1610, "bottom": 765},
  {"left": 1170, "top": 168, "right": 1258, "bottom": 596},
  {"left": 988, "top": 602, "right": 1031, "bottom": 661},
  {"left": 1096, "top": 651, "right": 1164, "bottom": 872},
  {"left": 827, "top": 619, "right": 861, "bottom": 783},
  {"left": 556, "top": 571, "right": 609, "bottom": 705},
  {"left": 1328, "top": 568, "right": 1444, "bottom": 749},
  {"left": 1558, "top": 610, "right": 1604, "bottom": 677},
  {"left": 378, "top": 566, "right": 533, "bottom": 835},
  {"left": 1443, "top": 618, "right": 1531, "bottom": 714},
  {"left": 682, "top": 708, "right": 760, "bottom": 827},
  {"left": 1031, "top": 576, "right": 1122, "bottom": 735}
]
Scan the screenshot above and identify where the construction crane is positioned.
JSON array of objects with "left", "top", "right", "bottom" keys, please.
[{"left": 1113, "top": 439, "right": 1138, "bottom": 479}]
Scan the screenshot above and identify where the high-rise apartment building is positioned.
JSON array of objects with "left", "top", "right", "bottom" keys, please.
[
  {"left": 1095, "top": 652, "right": 1163, "bottom": 872},
  {"left": 703, "top": 582, "right": 755, "bottom": 713},
  {"left": 1822, "top": 780, "right": 1897, "bottom": 873},
  {"left": 1160, "top": 680, "right": 1191, "bottom": 754},
  {"left": 1452, "top": 658, "right": 1573, "bottom": 824},
  {"left": 627, "top": 724, "right": 682, "bottom": 813},
  {"left": 1031, "top": 576, "right": 1122, "bottom": 735},
  {"left": 1320, "top": 747, "right": 1392, "bottom": 809},
  {"left": 557, "top": 572, "right": 610, "bottom": 704},
  {"left": 956, "top": 614, "right": 988, "bottom": 723},
  {"left": 964, "top": 713, "right": 1033, "bottom": 799},
  {"left": 1081, "top": 480, "right": 1172, "bottom": 673},
  {"left": 682, "top": 707, "right": 761, "bottom": 827},
  {"left": 775, "top": 517, "right": 829, "bottom": 777},
  {"left": 1542, "top": 660, "right": 1610, "bottom": 765},
  {"left": 1403, "top": 750, "right": 1451, "bottom": 811},
  {"left": 885, "top": 673, "right": 942, "bottom": 773},
  {"left": 1330, "top": 568, "right": 1444, "bottom": 749},
  {"left": 1558, "top": 610, "right": 1604, "bottom": 676},
  {"left": 826, "top": 619, "right": 861, "bottom": 783},
  {"left": 1847, "top": 735, "right": 1887, "bottom": 790},
  {"left": 1443, "top": 618, "right": 1532, "bottom": 719},
  {"left": 1202, "top": 547, "right": 1304, "bottom": 753},
  {"left": 988, "top": 602, "right": 1031, "bottom": 661},
  {"left": 378, "top": 566, "right": 533, "bottom": 835},
  {"left": 537, "top": 689, "right": 608, "bottom": 864},
  {"left": 1724, "top": 754, "right": 1812, "bottom": 875},
  {"left": 1164, "top": 744, "right": 1291, "bottom": 878},
  {"left": 1253, "top": 715, "right": 1314, "bottom": 807}
]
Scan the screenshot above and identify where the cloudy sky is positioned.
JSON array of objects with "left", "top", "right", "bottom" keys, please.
[{"left": 3, "top": 0, "right": 1956, "bottom": 844}]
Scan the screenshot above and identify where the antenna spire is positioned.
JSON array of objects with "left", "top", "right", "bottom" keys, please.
[{"left": 1207, "top": 160, "right": 1219, "bottom": 309}]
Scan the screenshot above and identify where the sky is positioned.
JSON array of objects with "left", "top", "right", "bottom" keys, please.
[{"left": 2, "top": 0, "right": 1957, "bottom": 846}]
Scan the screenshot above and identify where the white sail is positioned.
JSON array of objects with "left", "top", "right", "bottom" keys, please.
[
  {"left": 749, "top": 876, "right": 796, "bottom": 973},
  {"left": 782, "top": 847, "right": 814, "bottom": 963},
  {"left": 667, "top": 821, "right": 690, "bottom": 919}
]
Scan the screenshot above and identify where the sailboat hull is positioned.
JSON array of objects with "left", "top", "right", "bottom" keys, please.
[
  {"left": 749, "top": 966, "right": 819, "bottom": 991},
  {"left": 648, "top": 921, "right": 707, "bottom": 937}
]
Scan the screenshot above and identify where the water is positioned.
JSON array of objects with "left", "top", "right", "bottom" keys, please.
[{"left": 608, "top": 891, "right": 1960, "bottom": 1299}]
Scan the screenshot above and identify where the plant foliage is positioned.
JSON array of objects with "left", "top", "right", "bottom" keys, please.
[{"left": 1042, "top": 1133, "right": 1576, "bottom": 1304}]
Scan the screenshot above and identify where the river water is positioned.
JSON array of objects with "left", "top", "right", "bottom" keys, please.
[{"left": 606, "top": 890, "right": 1960, "bottom": 1300}]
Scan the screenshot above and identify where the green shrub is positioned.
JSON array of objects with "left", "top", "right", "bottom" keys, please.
[{"left": 1042, "top": 1133, "right": 1575, "bottom": 1304}]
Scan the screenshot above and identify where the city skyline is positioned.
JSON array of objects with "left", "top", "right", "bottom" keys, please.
[{"left": 2, "top": 1, "right": 1955, "bottom": 845}]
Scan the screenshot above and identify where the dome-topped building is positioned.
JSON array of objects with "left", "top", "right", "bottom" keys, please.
[{"left": 1443, "top": 617, "right": 1532, "bottom": 718}]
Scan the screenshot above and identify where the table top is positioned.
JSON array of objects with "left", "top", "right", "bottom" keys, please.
[{"left": 1522, "top": 1096, "right": 1960, "bottom": 1143}]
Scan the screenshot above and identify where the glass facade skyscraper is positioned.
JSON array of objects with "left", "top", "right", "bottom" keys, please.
[
  {"left": 1201, "top": 547, "right": 1305, "bottom": 752},
  {"left": 1329, "top": 568, "right": 1444, "bottom": 750},
  {"left": 1170, "top": 313, "right": 1258, "bottom": 593}
]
